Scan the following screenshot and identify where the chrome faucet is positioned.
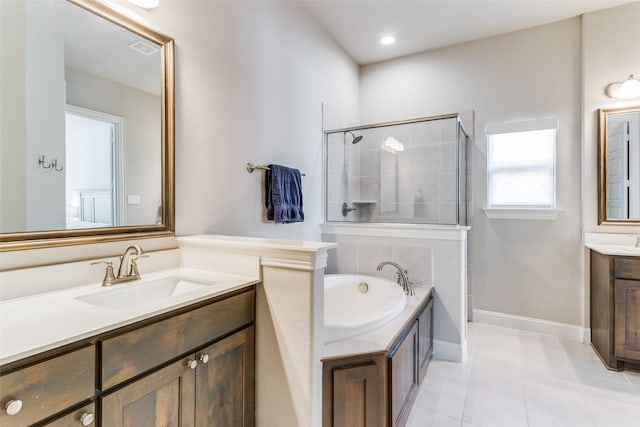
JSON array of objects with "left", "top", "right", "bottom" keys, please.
[
  {"left": 376, "top": 261, "right": 415, "bottom": 296},
  {"left": 92, "top": 245, "right": 147, "bottom": 287}
]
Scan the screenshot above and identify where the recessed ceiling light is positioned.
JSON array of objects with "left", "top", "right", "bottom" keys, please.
[
  {"left": 380, "top": 35, "right": 395, "bottom": 46},
  {"left": 127, "top": 0, "right": 159, "bottom": 9}
]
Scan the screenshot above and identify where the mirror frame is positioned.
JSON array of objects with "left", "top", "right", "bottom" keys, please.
[
  {"left": 597, "top": 105, "right": 640, "bottom": 225},
  {"left": 0, "top": 0, "right": 175, "bottom": 251}
]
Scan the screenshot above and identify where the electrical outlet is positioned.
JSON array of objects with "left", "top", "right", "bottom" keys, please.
[{"left": 127, "top": 195, "right": 140, "bottom": 205}]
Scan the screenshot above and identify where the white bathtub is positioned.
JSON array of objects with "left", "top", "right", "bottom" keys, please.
[{"left": 324, "top": 274, "right": 407, "bottom": 343}]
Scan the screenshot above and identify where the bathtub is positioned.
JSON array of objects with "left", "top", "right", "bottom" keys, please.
[{"left": 324, "top": 274, "right": 407, "bottom": 343}]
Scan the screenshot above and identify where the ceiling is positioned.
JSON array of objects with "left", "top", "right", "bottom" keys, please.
[
  {"left": 59, "top": 0, "right": 161, "bottom": 95},
  {"left": 302, "top": 0, "right": 636, "bottom": 65}
]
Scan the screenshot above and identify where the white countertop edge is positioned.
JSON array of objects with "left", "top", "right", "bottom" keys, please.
[
  {"left": 585, "top": 243, "right": 640, "bottom": 257},
  {"left": 0, "top": 268, "right": 258, "bottom": 365},
  {"left": 320, "top": 223, "right": 470, "bottom": 241},
  {"left": 177, "top": 234, "right": 338, "bottom": 253},
  {"left": 322, "top": 284, "right": 433, "bottom": 360}
]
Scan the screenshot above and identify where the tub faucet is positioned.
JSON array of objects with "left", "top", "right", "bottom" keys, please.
[
  {"left": 376, "top": 261, "right": 415, "bottom": 296},
  {"left": 635, "top": 235, "right": 640, "bottom": 248}
]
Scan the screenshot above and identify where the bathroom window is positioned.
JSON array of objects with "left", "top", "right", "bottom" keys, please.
[{"left": 485, "top": 118, "right": 561, "bottom": 220}]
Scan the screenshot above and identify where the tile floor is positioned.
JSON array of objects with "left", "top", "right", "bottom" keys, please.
[{"left": 406, "top": 323, "right": 640, "bottom": 427}]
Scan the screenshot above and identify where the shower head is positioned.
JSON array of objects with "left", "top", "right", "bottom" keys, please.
[{"left": 346, "top": 131, "right": 363, "bottom": 144}]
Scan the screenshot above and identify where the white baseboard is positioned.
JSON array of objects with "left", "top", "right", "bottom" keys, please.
[
  {"left": 472, "top": 309, "right": 590, "bottom": 342},
  {"left": 434, "top": 339, "right": 468, "bottom": 362}
]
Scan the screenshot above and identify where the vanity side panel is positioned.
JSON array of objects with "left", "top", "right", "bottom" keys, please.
[{"left": 590, "top": 251, "right": 619, "bottom": 369}]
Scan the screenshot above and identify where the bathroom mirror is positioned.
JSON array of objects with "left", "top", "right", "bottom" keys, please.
[
  {"left": 598, "top": 106, "right": 640, "bottom": 224},
  {"left": 0, "top": 0, "right": 175, "bottom": 250}
]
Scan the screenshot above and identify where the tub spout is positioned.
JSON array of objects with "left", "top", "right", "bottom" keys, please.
[{"left": 376, "top": 261, "right": 413, "bottom": 295}]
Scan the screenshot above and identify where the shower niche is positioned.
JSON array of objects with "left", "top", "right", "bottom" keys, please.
[{"left": 325, "top": 114, "right": 469, "bottom": 225}]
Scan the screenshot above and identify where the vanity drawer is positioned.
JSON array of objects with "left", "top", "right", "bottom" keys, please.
[
  {"left": 0, "top": 346, "right": 95, "bottom": 427},
  {"left": 615, "top": 257, "right": 640, "bottom": 280},
  {"left": 101, "top": 288, "right": 254, "bottom": 389}
]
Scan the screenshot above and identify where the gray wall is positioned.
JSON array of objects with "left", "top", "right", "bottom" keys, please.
[{"left": 360, "top": 18, "right": 583, "bottom": 326}]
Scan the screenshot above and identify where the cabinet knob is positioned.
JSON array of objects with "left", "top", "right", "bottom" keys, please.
[
  {"left": 187, "top": 359, "right": 198, "bottom": 370},
  {"left": 5, "top": 400, "right": 23, "bottom": 416},
  {"left": 80, "top": 412, "right": 95, "bottom": 426},
  {"left": 199, "top": 353, "right": 210, "bottom": 364}
]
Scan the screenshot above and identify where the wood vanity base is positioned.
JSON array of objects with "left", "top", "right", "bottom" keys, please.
[
  {"left": 590, "top": 251, "right": 640, "bottom": 372},
  {"left": 0, "top": 286, "right": 256, "bottom": 427},
  {"left": 323, "top": 289, "right": 434, "bottom": 427}
]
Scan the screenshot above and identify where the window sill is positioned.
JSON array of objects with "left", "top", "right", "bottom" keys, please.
[{"left": 483, "top": 207, "right": 562, "bottom": 220}]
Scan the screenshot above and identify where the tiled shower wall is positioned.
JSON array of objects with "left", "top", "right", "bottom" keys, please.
[{"left": 326, "top": 117, "right": 462, "bottom": 224}]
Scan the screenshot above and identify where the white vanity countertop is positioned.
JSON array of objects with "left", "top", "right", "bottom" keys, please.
[
  {"left": 584, "top": 232, "right": 640, "bottom": 257},
  {"left": 0, "top": 268, "right": 259, "bottom": 365},
  {"left": 322, "top": 283, "right": 433, "bottom": 360}
]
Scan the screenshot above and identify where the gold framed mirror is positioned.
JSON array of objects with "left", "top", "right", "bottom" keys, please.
[
  {"left": 598, "top": 106, "right": 640, "bottom": 225},
  {"left": 0, "top": 0, "right": 174, "bottom": 250}
]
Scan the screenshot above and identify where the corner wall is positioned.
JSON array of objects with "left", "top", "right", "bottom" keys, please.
[{"left": 134, "top": 0, "right": 360, "bottom": 241}]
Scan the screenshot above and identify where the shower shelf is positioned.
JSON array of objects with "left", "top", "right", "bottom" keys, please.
[{"left": 350, "top": 200, "right": 377, "bottom": 204}]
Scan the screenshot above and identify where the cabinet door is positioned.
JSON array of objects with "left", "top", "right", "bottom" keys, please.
[
  {"left": 615, "top": 279, "right": 640, "bottom": 361},
  {"left": 195, "top": 327, "right": 255, "bottom": 427},
  {"left": 322, "top": 353, "right": 387, "bottom": 427},
  {"left": 389, "top": 321, "right": 419, "bottom": 427},
  {"left": 101, "top": 356, "right": 196, "bottom": 427},
  {"left": 417, "top": 295, "right": 434, "bottom": 382}
]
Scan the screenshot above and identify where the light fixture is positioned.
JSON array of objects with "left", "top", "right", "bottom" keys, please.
[
  {"left": 127, "top": 0, "right": 159, "bottom": 9},
  {"left": 380, "top": 35, "right": 395, "bottom": 46},
  {"left": 606, "top": 74, "right": 640, "bottom": 99},
  {"left": 383, "top": 136, "right": 404, "bottom": 153}
]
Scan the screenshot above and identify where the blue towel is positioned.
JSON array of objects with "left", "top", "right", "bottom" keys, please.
[{"left": 265, "top": 164, "right": 304, "bottom": 223}]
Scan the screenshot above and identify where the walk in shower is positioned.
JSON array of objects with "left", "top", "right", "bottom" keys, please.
[{"left": 325, "top": 114, "right": 469, "bottom": 225}]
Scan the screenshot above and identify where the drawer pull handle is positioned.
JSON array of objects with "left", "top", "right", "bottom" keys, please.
[
  {"left": 187, "top": 359, "right": 198, "bottom": 370},
  {"left": 80, "top": 412, "right": 95, "bottom": 426},
  {"left": 5, "top": 400, "right": 23, "bottom": 416},
  {"left": 200, "top": 353, "right": 210, "bottom": 364}
]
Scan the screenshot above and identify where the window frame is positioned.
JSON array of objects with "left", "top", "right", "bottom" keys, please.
[{"left": 484, "top": 118, "right": 562, "bottom": 220}]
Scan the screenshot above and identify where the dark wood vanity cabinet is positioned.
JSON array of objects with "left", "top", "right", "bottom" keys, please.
[
  {"left": 101, "top": 326, "right": 255, "bottom": 427},
  {"left": 323, "top": 289, "right": 434, "bottom": 427},
  {"left": 591, "top": 252, "right": 640, "bottom": 371},
  {"left": 0, "top": 286, "right": 255, "bottom": 427}
]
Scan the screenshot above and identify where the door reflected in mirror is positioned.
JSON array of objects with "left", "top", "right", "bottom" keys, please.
[{"left": 598, "top": 106, "right": 640, "bottom": 224}]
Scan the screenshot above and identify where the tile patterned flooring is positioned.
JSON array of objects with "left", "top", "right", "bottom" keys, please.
[{"left": 406, "top": 323, "right": 640, "bottom": 427}]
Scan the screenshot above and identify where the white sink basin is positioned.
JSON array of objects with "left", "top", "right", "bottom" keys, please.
[{"left": 75, "top": 276, "right": 213, "bottom": 310}]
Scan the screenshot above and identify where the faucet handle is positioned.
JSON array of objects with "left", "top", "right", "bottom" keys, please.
[
  {"left": 129, "top": 255, "right": 149, "bottom": 278},
  {"left": 91, "top": 261, "right": 116, "bottom": 287},
  {"left": 408, "top": 280, "right": 417, "bottom": 296}
]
